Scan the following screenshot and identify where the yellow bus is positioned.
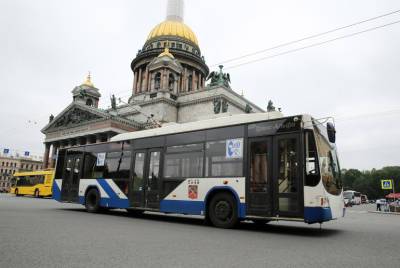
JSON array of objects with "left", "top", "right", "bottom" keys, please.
[{"left": 11, "top": 169, "right": 55, "bottom": 198}]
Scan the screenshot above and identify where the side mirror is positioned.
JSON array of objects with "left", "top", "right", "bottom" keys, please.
[{"left": 327, "top": 122, "right": 336, "bottom": 143}]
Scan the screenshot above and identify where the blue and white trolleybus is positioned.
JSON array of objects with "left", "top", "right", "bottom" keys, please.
[{"left": 53, "top": 113, "right": 344, "bottom": 228}]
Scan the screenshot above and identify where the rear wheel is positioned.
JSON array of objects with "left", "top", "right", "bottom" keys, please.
[
  {"left": 34, "top": 189, "right": 40, "bottom": 198},
  {"left": 208, "top": 192, "right": 238, "bottom": 229},
  {"left": 85, "top": 188, "right": 101, "bottom": 213}
]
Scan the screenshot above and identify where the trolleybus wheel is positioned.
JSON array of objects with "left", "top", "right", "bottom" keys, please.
[
  {"left": 208, "top": 192, "right": 238, "bottom": 229},
  {"left": 85, "top": 188, "right": 101, "bottom": 213},
  {"left": 34, "top": 189, "right": 40, "bottom": 198}
]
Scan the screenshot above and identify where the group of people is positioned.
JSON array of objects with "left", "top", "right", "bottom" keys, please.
[{"left": 376, "top": 198, "right": 400, "bottom": 212}]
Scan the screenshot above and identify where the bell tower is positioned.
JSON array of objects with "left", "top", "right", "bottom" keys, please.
[{"left": 72, "top": 73, "right": 101, "bottom": 108}]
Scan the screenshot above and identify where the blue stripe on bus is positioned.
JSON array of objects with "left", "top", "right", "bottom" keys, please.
[
  {"left": 52, "top": 182, "right": 61, "bottom": 201},
  {"left": 304, "top": 207, "right": 332, "bottom": 223},
  {"left": 160, "top": 199, "right": 247, "bottom": 218},
  {"left": 96, "top": 179, "right": 129, "bottom": 209},
  {"left": 160, "top": 200, "right": 205, "bottom": 215}
]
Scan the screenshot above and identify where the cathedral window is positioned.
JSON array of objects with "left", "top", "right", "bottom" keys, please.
[
  {"left": 155, "top": 72, "right": 161, "bottom": 90},
  {"left": 169, "top": 74, "right": 175, "bottom": 91},
  {"left": 86, "top": 99, "right": 93, "bottom": 106}
]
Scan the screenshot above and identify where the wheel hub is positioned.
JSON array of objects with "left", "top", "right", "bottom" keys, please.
[{"left": 215, "top": 201, "right": 232, "bottom": 221}]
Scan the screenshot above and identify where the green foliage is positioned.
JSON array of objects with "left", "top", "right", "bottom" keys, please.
[{"left": 341, "top": 166, "right": 400, "bottom": 200}]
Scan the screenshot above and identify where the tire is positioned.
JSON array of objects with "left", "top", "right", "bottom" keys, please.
[
  {"left": 15, "top": 189, "right": 19, "bottom": 196},
  {"left": 85, "top": 188, "right": 101, "bottom": 213},
  {"left": 34, "top": 189, "right": 40, "bottom": 198},
  {"left": 126, "top": 209, "right": 144, "bottom": 217},
  {"left": 208, "top": 192, "right": 239, "bottom": 229}
]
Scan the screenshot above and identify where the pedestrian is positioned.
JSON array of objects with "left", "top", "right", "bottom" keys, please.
[{"left": 376, "top": 199, "right": 381, "bottom": 211}]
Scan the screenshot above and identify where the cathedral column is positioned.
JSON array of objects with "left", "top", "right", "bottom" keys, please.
[
  {"left": 133, "top": 70, "right": 138, "bottom": 94},
  {"left": 161, "top": 69, "right": 166, "bottom": 90},
  {"left": 43, "top": 143, "right": 51, "bottom": 169},
  {"left": 49, "top": 143, "right": 58, "bottom": 168},
  {"left": 198, "top": 73, "right": 202, "bottom": 89},
  {"left": 182, "top": 67, "right": 187, "bottom": 92},
  {"left": 166, "top": 70, "right": 170, "bottom": 90},
  {"left": 192, "top": 70, "right": 196, "bottom": 90},
  {"left": 137, "top": 68, "right": 143, "bottom": 93},
  {"left": 143, "top": 67, "right": 149, "bottom": 92}
]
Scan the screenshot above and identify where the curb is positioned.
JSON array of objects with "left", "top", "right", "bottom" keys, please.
[{"left": 368, "top": 211, "right": 400, "bottom": 216}]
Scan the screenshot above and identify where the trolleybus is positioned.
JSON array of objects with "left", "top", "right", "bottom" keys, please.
[{"left": 52, "top": 113, "right": 344, "bottom": 228}]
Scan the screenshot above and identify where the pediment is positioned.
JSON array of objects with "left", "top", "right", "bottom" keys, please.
[
  {"left": 148, "top": 56, "right": 183, "bottom": 73},
  {"left": 42, "top": 103, "right": 107, "bottom": 133}
]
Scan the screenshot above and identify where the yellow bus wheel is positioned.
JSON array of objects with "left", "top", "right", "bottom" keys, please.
[
  {"left": 15, "top": 189, "right": 19, "bottom": 196},
  {"left": 34, "top": 189, "right": 40, "bottom": 198}
]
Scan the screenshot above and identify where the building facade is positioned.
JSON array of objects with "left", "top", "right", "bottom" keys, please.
[
  {"left": 41, "top": 0, "right": 265, "bottom": 168},
  {"left": 0, "top": 155, "right": 43, "bottom": 192}
]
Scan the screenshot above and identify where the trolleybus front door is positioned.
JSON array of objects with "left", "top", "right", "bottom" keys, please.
[
  {"left": 131, "top": 149, "right": 161, "bottom": 209},
  {"left": 273, "top": 134, "right": 303, "bottom": 217},
  {"left": 247, "top": 137, "right": 273, "bottom": 217},
  {"left": 61, "top": 154, "right": 82, "bottom": 202}
]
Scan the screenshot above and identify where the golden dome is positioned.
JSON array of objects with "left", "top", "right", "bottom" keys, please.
[
  {"left": 147, "top": 20, "right": 199, "bottom": 46},
  {"left": 82, "top": 72, "right": 94, "bottom": 87}
]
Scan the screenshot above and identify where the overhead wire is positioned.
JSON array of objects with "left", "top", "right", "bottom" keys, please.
[
  {"left": 224, "top": 20, "right": 400, "bottom": 70},
  {"left": 210, "top": 8, "right": 400, "bottom": 67}
]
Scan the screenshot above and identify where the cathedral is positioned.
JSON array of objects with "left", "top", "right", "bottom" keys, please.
[{"left": 41, "top": 0, "right": 264, "bottom": 168}]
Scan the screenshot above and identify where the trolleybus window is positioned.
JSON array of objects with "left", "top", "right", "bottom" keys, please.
[
  {"left": 250, "top": 141, "right": 269, "bottom": 192},
  {"left": 164, "top": 144, "right": 203, "bottom": 178},
  {"left": 205, "top": 140, "right": 243, "bottom": 177},
  {"left": 278, "top": 139, "right": 298, "bottom": 193},
  {"left": 305, "top": 131, "right": 320, "bottom": 186},
  {"left": 315, "top": 127, "right": 342, "bottom": 195},
  {"left": 149, "top": 151, "right": 160, "bottom": 190},
  {"left": 133, "top": 153, "right": 145, "bottom": 191}
]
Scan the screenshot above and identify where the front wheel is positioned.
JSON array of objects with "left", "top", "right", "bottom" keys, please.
[
  {"left": 208, "top": 192, "right": 238, "bottom": 229},
  {"left": 34, "top": 189, "right": 40, "bottom": 198},
  {"left": 85, "top": 188, "right": 101, "bottom": 213}
]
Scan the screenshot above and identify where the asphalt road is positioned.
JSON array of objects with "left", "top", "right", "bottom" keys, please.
[{"left": 0, "top": 194, "right": 399, "bottom": 268}]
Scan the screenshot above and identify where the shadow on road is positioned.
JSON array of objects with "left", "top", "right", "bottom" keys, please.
[{"left": 56, "top": 207, "right": 343, "bottom": 237}]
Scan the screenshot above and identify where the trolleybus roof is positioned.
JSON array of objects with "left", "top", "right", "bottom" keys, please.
[{"left": 111, "top": 111, "right": 294, "bottom": 143}]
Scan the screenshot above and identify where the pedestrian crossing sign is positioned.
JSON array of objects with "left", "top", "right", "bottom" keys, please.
[{"left": 381, "top": 180, "right": 392, "bottom": 190}]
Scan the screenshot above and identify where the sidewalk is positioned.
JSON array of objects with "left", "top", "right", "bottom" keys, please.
[{"left": 368, "top": 210, "right": 400, "bottom": 216}]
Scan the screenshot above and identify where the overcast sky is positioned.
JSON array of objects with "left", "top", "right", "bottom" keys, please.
[{"left": 0, "top": 0, "right": 399, "bottom": 170}]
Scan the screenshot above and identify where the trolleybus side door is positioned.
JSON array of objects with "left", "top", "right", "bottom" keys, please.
[
  {"left": 61, "top": 153, "right": 82, "bottom": 202},
  {"left": 246, "top": 137, "right": 273, "bottom": 217},
  {"left": 273, "top": 134, "right": 303, "bottom": 217},
  {"left": 131, "top": 149, "right": 162, "bottom": 209}
]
